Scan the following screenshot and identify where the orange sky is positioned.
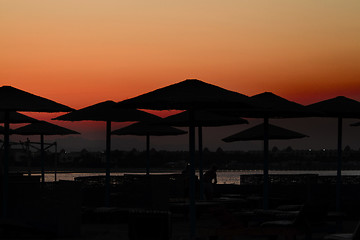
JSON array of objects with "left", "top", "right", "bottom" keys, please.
[{"left": 1, "top": 1, "right": 360, "bottom": 151}]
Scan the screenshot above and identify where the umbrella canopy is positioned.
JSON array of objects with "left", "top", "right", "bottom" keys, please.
[
  {"left": 222, "top": 123, "right": 308, "bottom": 142},
  {"left": 0, "top": 85, "right": 73, "bottom": 218},
  {"left": 117, "top": 79, "right": 254, "bottom": 110},
  {"left": 53, "top": 100, "right": 159, "bottom": 207},
  {"left": 246, "top": 92, "right": 315, "bottom": 118},
  {"left": 0, "top": 86, "right": 73, "bottom": 112},
  {"left": 112, "top": 120, "right": 187, "bottom": 175},
  {"left": 307, "top": 96, "right": 360, "bottom": 118},
  {"left": 234, "top": 92, "right": 314, "bottom": 209},
  {"left": 14, "top": 121, "right": 80, "bottom": 135},
  {"left": 0, "top": 111, "right": 38, "bottom": 123},
  {"left": 161, "top": 110, "right": 249, "bottom": 127},
  {"left": 0, "top": 126, "right": 16, "bottom": 135},
  {"left": 54, "top": 100, "right": 157, "bottom": 122},
  {"left": 111, "top": 121, "right": 187, "bottom": 136},
  {"left": 117, "top": 79, "right": 256, "bottom": 239},
  {"left": 14, "top": 121, "right": 80, "bottom": 183},
  {"left": 306, "top": 96, "right": 360, "bottom": 211}
]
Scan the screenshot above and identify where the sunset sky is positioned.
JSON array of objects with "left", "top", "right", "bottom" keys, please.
[{"left": 1, "top": 1, "right": 360, "bottom": 152}]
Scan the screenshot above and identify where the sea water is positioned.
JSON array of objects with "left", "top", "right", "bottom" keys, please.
[{"left": 39, "top": 169, "right": 360, "bottom": 184}]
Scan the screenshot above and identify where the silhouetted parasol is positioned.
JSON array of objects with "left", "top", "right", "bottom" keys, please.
[
  {"left": 112, "top": 119, "right": 187, "bottom": 175},
  {"left": 118, "top": 79, "right": 254, "bottom": 110},
  {"left": 117, "top": 79, "right": 255, "bottom": 239},
  {"left": 162, "top": 110, "right": 248, "bottom": 199},
  {"left": 231, "top": 92, "right": 315, "bottom": 209},
  {"left": 0, "top": 111, "right": 38, "bottom": 144},
  {"left": 14, "top": 121, "right": 80, "bottom": 182},
  {"left": 306, "top": 96, "right": 360, "bottom": 211},
  {"left": 0, "top": 111, "right": 38, "bottom": 123},
  {"left": 0, "top": 126, "right": 16, "bottom": 135},
  {"left": 53, "top": 100, "right": 158, "bottom": 206},
  {"left": 222, "top": 123, "right": 308, "bottom": 142},
  {"left": 0, "top": 85, "right": 73, "bottom": 217}
]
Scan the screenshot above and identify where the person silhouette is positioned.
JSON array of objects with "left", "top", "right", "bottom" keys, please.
[
  {"left": 203, "top": 165, "right": 217, "bottom": 200},
  {"left": 181, "top": 163, "right": 191, "bottom": 198}
]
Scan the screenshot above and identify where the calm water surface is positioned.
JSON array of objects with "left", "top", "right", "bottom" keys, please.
[{"left": 38, "top": 170, "right": 360, "bottom": 185}]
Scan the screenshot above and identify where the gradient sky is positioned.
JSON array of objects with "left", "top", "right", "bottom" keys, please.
[{"left": 1, "top": 1, "right": 360, "bottom": 152}]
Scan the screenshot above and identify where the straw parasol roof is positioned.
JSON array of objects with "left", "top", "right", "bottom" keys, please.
[
  {"left": 54, "top": 100, "right": 157, "bottom": 122},
  {"left": 14, "top": 121, "right": 80, "bottom": 136},
  {"left": 14, "top": 121, "right": 80, "bottom": 183},
  {"left": 0, "top": 126, "right": 15, "bottom": 135},
  {"left": 0, "top": 86, "right": 73, "bottom": 112},
  {"left": 117, "top": 79, "right": 255, "bottom": 110},
  {"left": 244, "top": 92, "right": 314, "bottom": 118},
  {"left": 161, "top": 110, "right": 248, "bottom": 127},
  {"left": 0, "top": 111, "right": 38, "bottom": 123},
  {"left": 222, "top": 123, "right": 308, "bottom": 142},
  {"left": 307, "top": 96, "right": 360, "bottom": 118},
  {"left": 111, "top": 121, "right": 187, "bottom": 136}
]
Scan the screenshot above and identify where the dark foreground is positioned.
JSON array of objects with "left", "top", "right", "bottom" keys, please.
[{"left": 1, "top": 173, "right": 360, "bottom": 240}]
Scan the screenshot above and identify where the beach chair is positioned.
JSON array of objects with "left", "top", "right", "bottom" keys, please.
[{"left": 324, "top": 221, "right": 360, "bottom": 240}]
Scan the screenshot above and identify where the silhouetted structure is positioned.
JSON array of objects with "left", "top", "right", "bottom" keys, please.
[
  {"left": 162, "top": 110, "right": 248, "bottom": 199},
  {"left": 0, "top": 85, "right": 73, "bottom": 217},
  {"left": 117, "top": 79, "right": 256, "bottom": 239},
  {"left": 54, "top": 100, "right": 158, "bottom": 206},
  {"left": 307, "top": 96, "right": 360, "bottom": 211},
  {"left": 112, "top": 119, "right": 187, "bottom": 175},
  {"left": 14, "top": 121, "right": 80, "bottom": 183},
  {"left": 232, "top": 92, "right": 316, "bottom": 209}
]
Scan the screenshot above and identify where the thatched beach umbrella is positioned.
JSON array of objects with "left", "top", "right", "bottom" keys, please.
[
  {"left": 0, "top": 85, "right": 73, "bottom": 217},
  {"left": 53, "top": 100, "right": 158, "bottom": 206},
  {"left": 0, "top": 111, "right": 38, "bottom": 148},
  {"left": 112, "top": 120, "right": 187, "bottom": 175},
  {"left": 222, "top": 123, "right": 308, "bottom": 141},
  {"left": 230, "top": 92, "right": 315, "bottom": 209},
  {"left": 0, "top": 111, "right": 38, "bottom": 124},
  {"left": 14, "top": 121, "right": 80, "bottom": 183},
  {"left": 223, "top": 123, "right": 308, "bottom": 197},
  {"left": 306, "top": 96, "right": 360, "bottom": 211},
  {"left": 0, "top": 126, "right": 16, "bottom": 135},
  {"left": 116, "top": 79, "right": 255, "bottom": 240},
  {"left": 162, "top": 110, "right": 248, "bottom": 199}
]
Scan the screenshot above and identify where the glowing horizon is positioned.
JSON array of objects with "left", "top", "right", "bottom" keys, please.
[{"left": 1, "top": 1, "right": 360, "bottom": 151}]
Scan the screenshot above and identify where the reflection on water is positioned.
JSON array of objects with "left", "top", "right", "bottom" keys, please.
[{"left": 35, "top": 169, "right": 360, "bottom": 185}]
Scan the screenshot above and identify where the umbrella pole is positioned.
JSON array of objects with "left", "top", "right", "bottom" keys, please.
[
  {"left": 26, "top": 139, "right": 31, "bottom": 176},
  {"left": 198, "top": 126, "right": 204, "bottom": 200},
  {"left": 55, "top": 142, "right": 57, "bottom": 182},
  {"left": 41, "top": 134, "right": 45, "bottom": 183},
  {"left": 2, "top": 110, "right": 10, "bottom": 218},
  {"left": 105, "top": 120, "right": 111, "bottom": 207},
  {"left": 263, "top": 117, "right": 269, "bottom": 210},
  {"left": 146, "top": 133, "right": 150, "bottom": 175},
  {"left": 336, "top": 117, "right": 343, "bottom": 212},
  {"left": 189, "top": 109, "right": 197, "bottom": 240}
]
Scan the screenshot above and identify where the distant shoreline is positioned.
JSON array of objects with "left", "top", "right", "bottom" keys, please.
[{"left": 10, "top": 167, "right": 360, "bottom": 175}]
